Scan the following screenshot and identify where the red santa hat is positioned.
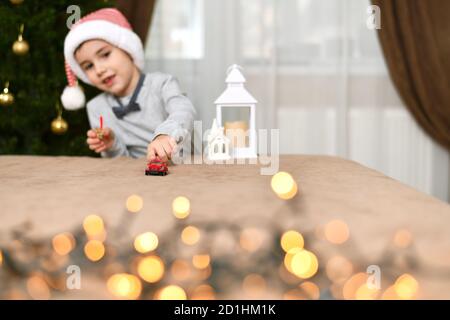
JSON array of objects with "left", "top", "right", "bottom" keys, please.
[{"left": 61, "top": 8, "right": 145, "bottom": 110}]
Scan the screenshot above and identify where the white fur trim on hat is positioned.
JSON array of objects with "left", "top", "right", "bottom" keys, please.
[{"left": 64, "top": 20, "right": 145, "bottom": 85}]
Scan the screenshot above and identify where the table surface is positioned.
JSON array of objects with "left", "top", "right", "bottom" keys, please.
[{"left": 1, "top": 155, "right": 450, "bottom": 299}]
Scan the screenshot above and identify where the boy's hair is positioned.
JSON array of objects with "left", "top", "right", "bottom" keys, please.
[{"left": 61, "top": 8, "right": 144, "bottom": 111}]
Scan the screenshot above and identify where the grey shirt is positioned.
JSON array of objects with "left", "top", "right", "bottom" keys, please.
[{"left": 86, "top": 72, "right": 196, "bottom": 158}]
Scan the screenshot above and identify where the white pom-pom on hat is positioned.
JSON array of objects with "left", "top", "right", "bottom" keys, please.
[
  {"left": 61, "top": 60, "right": 86, "bottom": 110},
  {"left": 61, "top": 8, "right": 145, "bottom": 110}
]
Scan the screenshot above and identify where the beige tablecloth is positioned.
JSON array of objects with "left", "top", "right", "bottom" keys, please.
[{"left": 1, "top": 155, "right": 450, "bottom": 299}]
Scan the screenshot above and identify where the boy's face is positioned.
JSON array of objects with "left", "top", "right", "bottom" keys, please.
[{"left": 75, "top": 39, "right": 138, "bottom": 96}]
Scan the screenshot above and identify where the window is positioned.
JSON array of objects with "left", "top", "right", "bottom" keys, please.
[{"left": 145, "top": 0, "right": 205, "bottom": 60}]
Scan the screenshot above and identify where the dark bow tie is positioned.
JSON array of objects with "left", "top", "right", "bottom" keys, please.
[
  {"left": 111, "top": 73, "right": 146, "bottom": 120},
  {"left": 112, "top": 102, "right": 141, "bottom": 119}
]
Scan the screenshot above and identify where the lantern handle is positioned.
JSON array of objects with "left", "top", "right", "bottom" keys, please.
[{"left": 226, "top": 64, "right": 243, "bottom": 76}]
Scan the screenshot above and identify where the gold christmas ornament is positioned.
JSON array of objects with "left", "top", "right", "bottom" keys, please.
[
  {"left": 12, "top": 24, "right": 29, "bottom": 56},
  {"left": 10, "top": 0, "right": 24, "bottom": 4},
  {"left": 0, "top": 82, "right": 15, "bottom": 106},
  {"left": 51, "top": 102, "right": 68, "bottom": 135}
]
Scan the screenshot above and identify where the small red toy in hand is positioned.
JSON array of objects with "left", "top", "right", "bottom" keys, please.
[{"left": 145, "top": 157, "right": 169, "bottom": 176}]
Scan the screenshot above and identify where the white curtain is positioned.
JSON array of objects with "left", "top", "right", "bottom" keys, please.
[{"left": 144, "top": 0, "right": 449, "bottom": 202}]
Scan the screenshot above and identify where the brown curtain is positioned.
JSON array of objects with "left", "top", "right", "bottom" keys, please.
[
  {"left": 372, "top": 0, "right": 450, "bottom": 151},
  {"left": 116, "top": 0, "right": 157, "bottom": 45}
]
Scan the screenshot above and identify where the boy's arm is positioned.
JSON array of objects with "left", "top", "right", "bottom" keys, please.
[
  {"left": 86, "top": 105, "right": 130, "bottom": 158},
  {"left": 152, "top": 75, "right": 197, "bottom": 145}
]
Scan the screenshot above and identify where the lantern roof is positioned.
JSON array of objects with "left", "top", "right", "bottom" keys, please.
[{"left": 215, "top": 65, "right": 257, "bottom": 105}]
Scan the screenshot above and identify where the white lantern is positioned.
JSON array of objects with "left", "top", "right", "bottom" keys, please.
[{"left": 214, "top": 65, "right": 257, "bottom": 159}]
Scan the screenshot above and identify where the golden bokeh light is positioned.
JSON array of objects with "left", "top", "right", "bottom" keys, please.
[
  {"left": 172, "top": 196, "right": 191, "bottom": 219},
  {"left": 283, "top": 289, "right": 305, "bottom": 300},
  {"left": 191, "top": 284, "right": 215, "bottom": 300},
  {"left": 326, "top": 255, "right": 353, "bottom": 284},
  {"left": 393, "top": 229, "right": 413, "bottom": 248},
  {"left": 134, "top": 232, "right": 158, "bottom": 254},
  {"left": 126, "top": 194, "right": 144, "bottom": 213},
  {"left": 381, "top": 285, "right": 400, "bottom": 300},
  {"left": 240, "top": 228, "right": 264, "bottom": 252},
  {"left": 394, "top": 274, "right": 419, "bottom": 299},
  {"left": 284, "top": 247, "right": 303, "bottom": 274},
  {"left": 299, "top": 281, "right": 320, "bottom": 300},
  {"left": 279, "top": 263, "right": 302, "bottom": 285},
  {"left": 242, "top": 274, "right": 267, "bottom": 297},
  {"left": 52, "top": 232, "right": 75, "bottom": 256},
  {"left": 278, "top": 183, "right": 298, "bottom": 200},
  {"left": 355, "top": 283, "right": 380, "bottom": 300},
  {"left": 83, "top": 215, "right": 104, "bottom": 237},
  {"left": 342, "top": 272, "right": 368, "bottom": 300},
  {"left": 195, "top": 265, "right": 212, "bottom": 281},
  {"left": 84, "top": 240, "right": 105, "bottom": 262},
  {"left": 280, "top": 230, "right": 304, "bottom": 253},
  {"left": 156, "top": 285, "right": 187, "bottom": 300},
  {"left": 181, "top": 226, "right": 200, "bottom": 245},
  {"left": 192, "top": 254, "right": 210, "bottom": 269},
  {"left": 290, "top": 250, "right": 319, "bottom": 279},
  {"left": 107, "top": 273, "right": 142, "bottom": 300},
  {"left": 0, "top": 250, "right": 3, "bottom": 267},
  {"left": 137, "top": 256, "right": 165, "bottom": 283},
  {"left": 26, "top": 275, "right": 50, "bottom": 300},
  {"left": 324, "top": 220, "right": 349, "bottom": 245},
  {"left": 271, "top": 171, "right": 298, "bottom": 200},
  {"left": 171, "top": 259, "right": 192, "bottom": 281}
]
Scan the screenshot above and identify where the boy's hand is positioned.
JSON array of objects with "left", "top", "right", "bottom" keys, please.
[
  {"left": 86, "top": 127, "right": 115, "bottom": 153},
  {"left": 147, "top": 134, "right": 177, "bottom": 162}
]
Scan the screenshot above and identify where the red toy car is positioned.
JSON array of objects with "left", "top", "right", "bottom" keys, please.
[{"left": 145, "top": 157, "right": 169, "bottom": 176}]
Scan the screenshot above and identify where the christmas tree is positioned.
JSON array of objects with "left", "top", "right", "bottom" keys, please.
[{"left": 0, "top": 0, "right": 114, "bottom": 156}]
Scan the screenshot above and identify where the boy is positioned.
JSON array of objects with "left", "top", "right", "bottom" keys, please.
[{"left": 61, "top": 8, "right": 196, "bottom": 162}]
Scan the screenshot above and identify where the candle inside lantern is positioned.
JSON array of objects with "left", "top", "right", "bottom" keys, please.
[
  {"left": 224, "top": 121, "right": 249, "bottom": 148},
  {"left": 100, "top": 116, "right": 103, "bottom": 129}
]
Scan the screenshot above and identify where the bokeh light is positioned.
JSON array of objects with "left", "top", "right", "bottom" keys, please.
[
  {"left": 83, "top": 215, "right": 104, "bottom": 237},
  {"left": 84, "top": 240, "right": 105, "bottom": 262},
  {"left": 171, "top": 259, "right": 192, "bottom": 281},
  {"left": 0, "top": 250, "right": 3, "bottom": 267},
  {"left": 284, "top": 247, "right": 303, "bottom": 274},
  {"left": 290, "top": 249, "right": 319, "bottom": 279},
  {"left": 156, "top": 285, "right": 187, "bottom": 300},
  {"left": 299, "top": 281, "right": 320, "bottom": 300},
  {"left": 324, "top": 220, "right": 349, "bottom": 244},
  {"left": 326, "top": 255, "right": 353, "bottom": 284},
  {"left": 342, "top": 272, "right": 368, "bottom": 300},
  {"left": 394, "top": 274, "right": 419, "bottom": 299},
  {"left": 107, "top": 273, "right": 142, "bottom": 300},
  {"left": 355, "top": 283, "right": 380, "bottom": 300},
  {"left": 137, "top": 256, "right": 165, "bottom": 283},
  {"left": 240, "top": 228, "right": 264, "bottom": 252},
  {"left": 181, "top": 226, "right": 200, "bottom": 245},
  {"left": 172, "top": 196, "right": 191, "bottom": 219},
  {"left": 192, "top": 254, "right": 210, "bottom": 269},
  {"left": 191, "top": 284, "right": 215, "bottom": 300},
  {"left": 381, "top": 285, "right": 400, "bottom": 300},
  {"left": 280, "top": 230, "right": 304, "bottom": 253},
  {"left": 126, "top": 194, "right": 144, "bottom": 213},
  {"left": 134, "top": 232, "right": 158, "bottom": 254},
  {"left": 52, "top": 232, "right": 75, "bottom": 256},
  {"left": 271, "top": 171, "right": 298, "bottom": 200},
  {"left": 26, "top": 275, "right": 50, "bottom": 300},
  {"left": 242, "top": 274, "right": 266, "bottom": 297},
  {"left": 393, "top": 229, "right": 413, "bottom": 248}
]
